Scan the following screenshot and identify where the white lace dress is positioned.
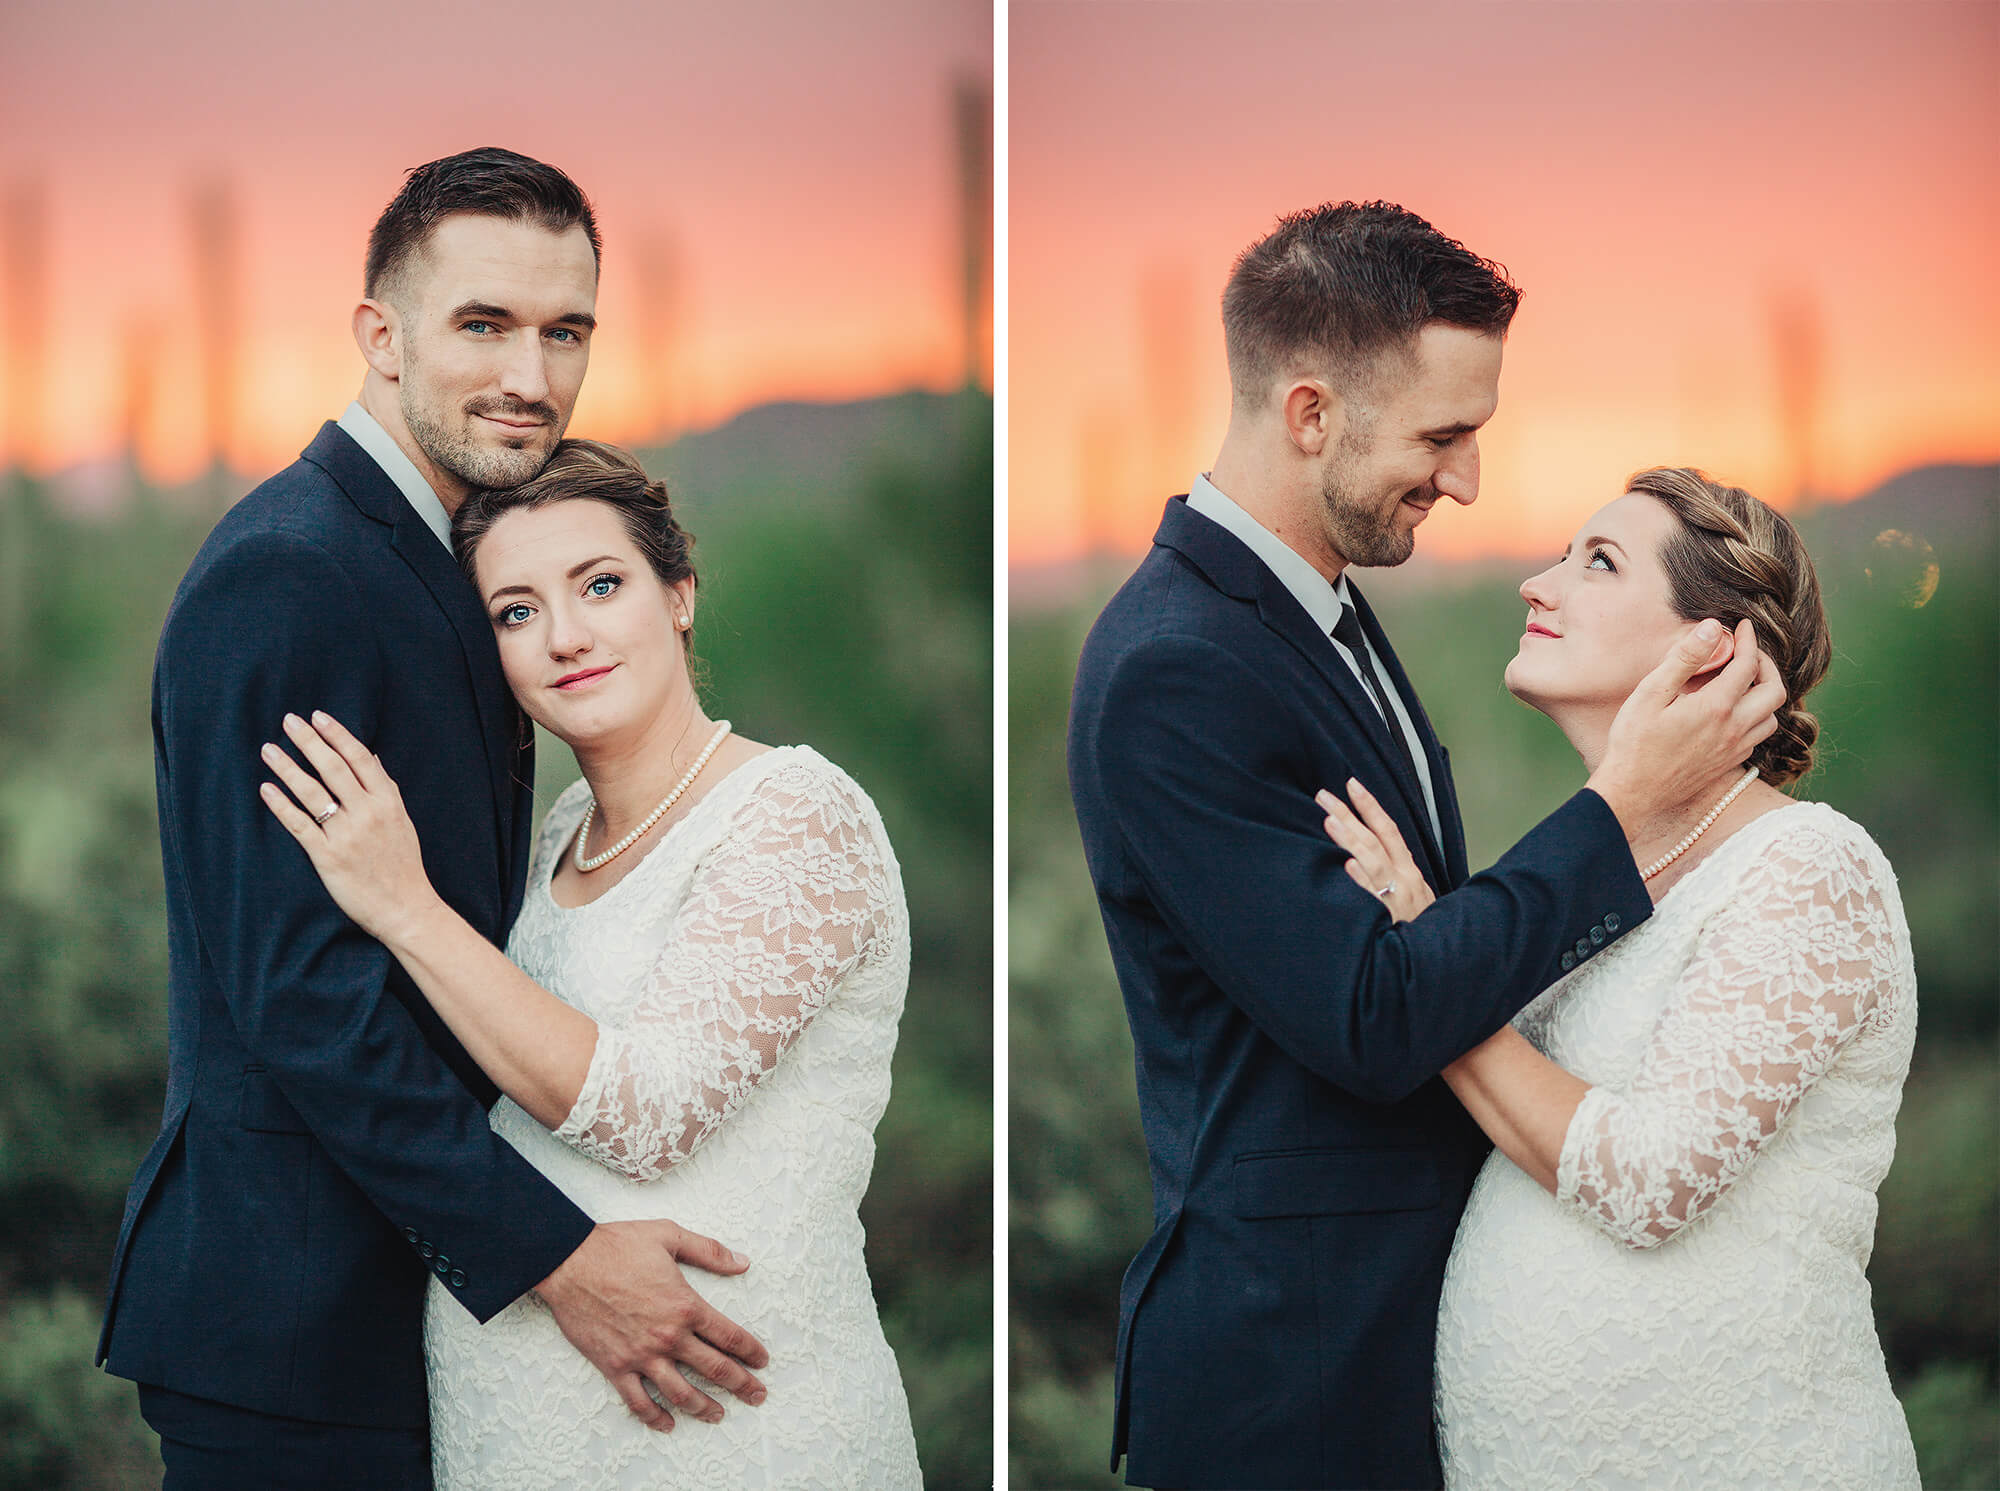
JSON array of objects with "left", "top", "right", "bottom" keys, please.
[
  {"left": 423, "top": 746, "right": 922, "bottom": 1490},
  {"left": 1435, "top": 802, "right": 1919, "bottom": 1490}
]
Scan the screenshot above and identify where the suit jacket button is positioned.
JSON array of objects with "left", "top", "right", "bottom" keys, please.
[
  {"left": 1561, "top": 951, "right": 1576, "bottom": 972},
  {"left": 1591, "top": 925, "right": 1606, "bottom": 946},
  {"left": 1605, "top": 912, "right": 1621, "bottom": 932},
  {"left": 449, "top": 1269, "right": 468, "bottom": 1289},
  {"left": 418, "top": 1243, "right": 435, "bottom": 1259},
  {"left": 402, "top": 1226, "right": 420, "bottom": 1243},
  {"left": 1575, "top": 939, "right": 1591, "bottom": 959}
]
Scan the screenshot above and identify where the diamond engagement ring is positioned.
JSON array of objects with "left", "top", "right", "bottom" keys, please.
[{"left": 312, "top": 803, "right": 341, "bottom": 827}]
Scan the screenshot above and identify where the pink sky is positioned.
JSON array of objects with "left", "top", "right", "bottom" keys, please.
[
  {"left": 0, "top": 0, "right": 990, "bottom": 482},
  {"left": 1011, "top": 0, "right": 1999, "bottom": 566}
]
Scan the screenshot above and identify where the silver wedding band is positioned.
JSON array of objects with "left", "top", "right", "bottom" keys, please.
[
  {"left": 1375, "top": 882, "right": 1396, "bottom": 899},
  {"left": 312, "top": 802, "right": 341, "bottom": 827}
]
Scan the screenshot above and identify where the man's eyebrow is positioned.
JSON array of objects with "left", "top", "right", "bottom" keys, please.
[
  {"left": 448, "top": 300, "right": 596, "bottom": 332},
  {"left": 449, "top": 300, "right": 514, "bottom": 322},
  {"left": 1420, "top": 420, "right": 1481, "bottom": 438}
]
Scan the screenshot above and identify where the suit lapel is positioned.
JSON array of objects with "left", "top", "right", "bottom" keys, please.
[
  {"left": 302, "top": 424, "right": 518, "bottom": 881},
  {"left": 1154, "top": 499, "right": 1452, "bottom": 889},
  {"left": 1346, "top": 582, "right": 1468, "bottom": 887}
]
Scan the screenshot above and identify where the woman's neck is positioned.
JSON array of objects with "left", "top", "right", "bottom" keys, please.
[
  {"left": 1555, "top": 704, "right": 1785, "bottom": 897},
  {"left": 574, "top": 696, "right": 718, "bottom": 844}
]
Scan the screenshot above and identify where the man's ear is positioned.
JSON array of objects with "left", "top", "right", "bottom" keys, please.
[
  {"left": 1281, "top": 377, "right": 1345, "bottom": 458},
  {"left": 353, "top": 298, "right": 403, "bottom": 381}
]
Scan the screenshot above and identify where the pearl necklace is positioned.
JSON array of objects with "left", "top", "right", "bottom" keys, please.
[
  {"left": 1640, "top": 764, "right": 1760, "bottom": 881},
  {"left": 573, "top": 719, "right": 732, "bottom": 873}
]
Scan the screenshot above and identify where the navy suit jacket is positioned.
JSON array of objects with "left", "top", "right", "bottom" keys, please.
[
  {"left": 1068, "top": 498, "right": 1654, "bottom": 1490},
  {"left": 98, "top": 423, "right": 595, "bottom": 1428}
]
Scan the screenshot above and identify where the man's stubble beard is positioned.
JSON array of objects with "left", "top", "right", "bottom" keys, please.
[
  {"left": 1318, "top": 418, "right": 1418, "bottom": 569},
  {"left": 400, "top": 341, "right": 567, "bottom": 493}
]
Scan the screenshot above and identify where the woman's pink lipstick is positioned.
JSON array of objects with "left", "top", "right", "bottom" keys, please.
[
  {"left": 1524, "top": 622, "right": 1560, "bottom": 639},
  {"left": 555, "top": 666, "right": 616, "bottom": 691}
]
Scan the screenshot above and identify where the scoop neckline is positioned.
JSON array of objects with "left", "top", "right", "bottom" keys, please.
[
  {"left": 538, "top": 744, "right": 806, "bottom": 913},
  {"left": 1649, "top": 795, "right": 1824, "bottom": 913}
]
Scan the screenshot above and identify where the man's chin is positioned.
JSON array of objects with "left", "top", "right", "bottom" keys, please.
[{"left": 455, "top": 438, "right": 554, "bottom": 492}]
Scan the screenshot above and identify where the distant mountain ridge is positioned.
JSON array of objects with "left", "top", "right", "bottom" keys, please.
[
  {"left": 1012, "top": 461, "right": 1998, "bottom": 611},
  {"left": 27, "top": 387, "right": 993, "bottom": 520},
  {"left": 639, "top": 388, "right": 991, "bottom": 524}
]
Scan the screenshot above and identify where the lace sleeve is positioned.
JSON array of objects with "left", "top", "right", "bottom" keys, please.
[
  {"left": 1555, "top": 818, "right": 1900, "bottom": 1249},
  {"left": 552, "top": 761, "right": 886, "bottom": 1182}
]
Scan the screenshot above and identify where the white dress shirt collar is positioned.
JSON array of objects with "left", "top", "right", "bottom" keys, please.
[
  {"left": 336, "top": 401, "right": 454, "bottom": 554},
  {"left": 1184, "top": 472, "right": 1445, "bottom": 848},
  {"left": 1185, "top": 472, "right": 1357, "bottom": 632}
]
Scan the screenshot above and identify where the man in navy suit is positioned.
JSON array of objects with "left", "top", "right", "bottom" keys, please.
[
  {"left": 1068, "top": 203, "right": 1783, "bottom": 1490},
  {"left": 99, "top": 148, "right": 768, "bottom": 1488}
]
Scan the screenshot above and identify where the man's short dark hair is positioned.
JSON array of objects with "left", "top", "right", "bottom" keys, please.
[
  {"left": 364, "top": 146, "right": 601, "bottom": 303},
  {"left": 1221, "top": 201, "right": 1519, "bottom": 400}
]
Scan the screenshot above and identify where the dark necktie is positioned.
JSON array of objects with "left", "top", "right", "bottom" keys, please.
[{"left": 1331, "top": 600, "right": 1421, "bottom": 790}]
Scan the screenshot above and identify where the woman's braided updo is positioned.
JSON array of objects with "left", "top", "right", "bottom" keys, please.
[
  {"left": 451, "top": 438, "right": 698, "bottom": 654},
  {"left": 1627, "top": 467, "right": 1830, "bottom": 788}
]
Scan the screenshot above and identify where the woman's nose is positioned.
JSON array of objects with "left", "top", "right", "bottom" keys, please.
[
  {"left": 546, "top": 607, "right": 592, "bottom": 657},
  {"left": 1519, "top": 563, "right": 1558, "bottom": 610}
]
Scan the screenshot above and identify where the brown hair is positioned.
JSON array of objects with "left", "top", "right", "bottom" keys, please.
[
  {"left": 452, "top": 439, "right": 698, "bottom": 654},
  {"left": 1627, "top": 467, "right": 1831, "bottom": 788},
  {"left": 1222, "top": 201, "right": 1520, "bottom": 400},
  {"left": 364, "top": 147, "right": 600, "bottom": 302}
]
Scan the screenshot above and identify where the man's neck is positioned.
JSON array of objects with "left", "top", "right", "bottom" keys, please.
[
  {"left": 356, "top": 377, "right": 471, "bottom": 515},
  {"left": 1208, "top": 432, "right": 1346, "bottom": 584}
]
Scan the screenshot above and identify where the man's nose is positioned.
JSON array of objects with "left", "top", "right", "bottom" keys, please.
[
  {"left": 1433, "top": 436, "right": 1479, "bottom": 506},
  {"left": 499, "top": 335, "right": 551, "bottom": 405}
]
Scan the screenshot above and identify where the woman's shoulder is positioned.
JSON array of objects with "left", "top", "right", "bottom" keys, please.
[
  {"left": 1711, "top": 799, "right": 1908, "bottom": 934},
  {"left": 1740, "top": 798, "right": 1896, "bottom": 877},
  {"left": 718, "top": 746, "right": 888, "bottom": 841}
]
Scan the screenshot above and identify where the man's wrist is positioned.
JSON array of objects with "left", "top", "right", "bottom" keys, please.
[
  {"left": 1583, "top": 764, "right": 1644, "bottom": 844},
  {"left": 535, "top": 1223, "right": 599, "bottom": 1302}
]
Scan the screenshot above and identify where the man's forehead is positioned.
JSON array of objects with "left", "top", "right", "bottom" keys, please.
[
  {"left": 1391, "top": 325, "right": 1502, "bottom": 417},
  {"left": 411, "top": 214, "right": 598, "bottom": 304}
]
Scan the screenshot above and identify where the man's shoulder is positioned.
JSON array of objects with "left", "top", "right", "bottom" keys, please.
[
  {"left": 1080, "top": 542, "right": 1270, "bottom": 677},
  {"left": 162, "top": 452, "right": 385, "bottom": 646}
]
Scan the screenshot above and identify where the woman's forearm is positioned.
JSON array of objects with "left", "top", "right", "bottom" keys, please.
[
  {"left": 1441, "top": 1025, "right": 1590, "bottom": 1195},
  {"left": 380, "top": 898, "right": 598, "bottom": 1130}
]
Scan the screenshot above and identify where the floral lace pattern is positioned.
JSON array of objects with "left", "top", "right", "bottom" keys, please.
[
  {"left": 553, "top": 766, "right": 888, "bottom": 1182},
  {"left": 1436, "top": 803, "right": 1919, "bottom": 1490},
  {"left": 423, "top": 748, "right": 922, "bottom": 1490}
]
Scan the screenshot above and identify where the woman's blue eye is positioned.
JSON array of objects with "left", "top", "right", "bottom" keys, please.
[
  {"left": 1588, "top": 548, "right": 1616, "bottom": 572},
  {"left": 586, "top": 574, "right": 620, "bottom": 598},
  {"left": 498, "top": 603, "right": 533, "bottom": 626}
]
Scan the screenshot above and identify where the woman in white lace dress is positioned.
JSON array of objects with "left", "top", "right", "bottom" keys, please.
[
  {"left": 1321, "top": 468, "right": 1918, "bottom": 1489},
  {"left": 259, "top": 439, "right": 922, "bottom": 1490}
]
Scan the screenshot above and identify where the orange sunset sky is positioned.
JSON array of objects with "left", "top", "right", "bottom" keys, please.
[
  {"left": 1011, "top": 0, "right": 1999, "bottom": 569},
  {"left": 0, "top": 0, "right": 991, "bottom": 488}
]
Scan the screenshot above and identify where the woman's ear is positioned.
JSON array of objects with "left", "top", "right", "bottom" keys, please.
[{"left": 1685, "top": 621, "right": 1736, "bottom": 681}]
